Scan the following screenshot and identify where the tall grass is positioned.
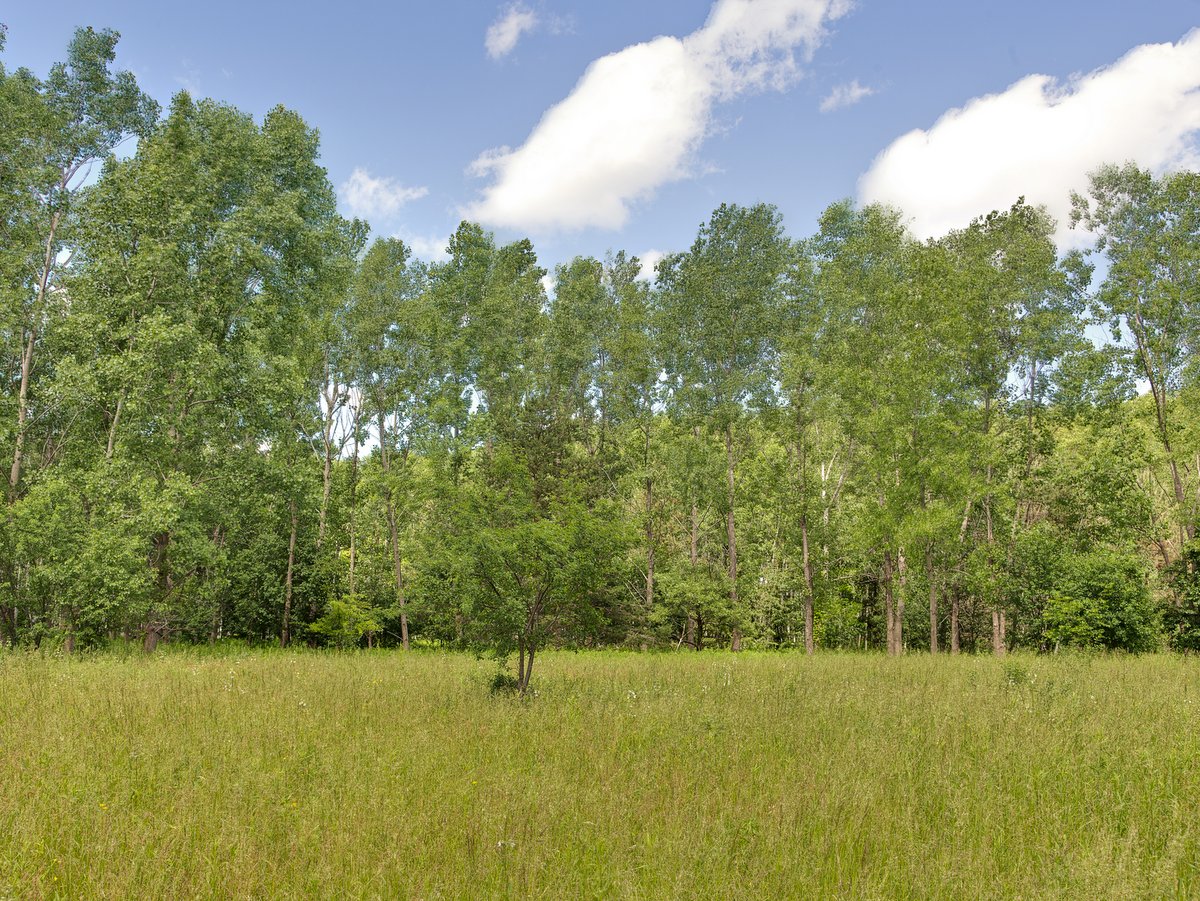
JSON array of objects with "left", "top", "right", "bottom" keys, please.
[{"left": 1, "top": 649, "right": 1197, "bottom": 899}]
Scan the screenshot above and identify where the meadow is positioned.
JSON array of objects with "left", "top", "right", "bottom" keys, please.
[{"left": 1, "top": 649, "right": 1198, "bottom": 900}]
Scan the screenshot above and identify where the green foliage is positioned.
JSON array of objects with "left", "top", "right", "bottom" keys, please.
[
  {"left": 2, "top": 25, "right": 1199, "bottom": 661},
  {"left": 652, "top": 563, "right": 733, "bottom": 644},
  {"left": 1164, "top": 541, "right": 1200, "bottom": 651},
  {"left": 308, "top": 595, "right": 380, "bottom": 649},
  {"left": 1043, "top": 551, "right": 1160, "bottom": 652}
]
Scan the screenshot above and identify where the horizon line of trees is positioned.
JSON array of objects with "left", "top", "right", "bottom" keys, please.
[{"left": 3, "top": 28, "right": 1200, "bottom": 688}]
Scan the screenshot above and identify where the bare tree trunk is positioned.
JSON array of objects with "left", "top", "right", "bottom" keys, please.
[{"left": 281, "top": 500, "right": 297, "bottom": 647}]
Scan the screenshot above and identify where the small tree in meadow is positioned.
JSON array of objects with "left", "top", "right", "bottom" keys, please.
[{"left": 461, "top": 446, "right": 626, "bottom": 695}]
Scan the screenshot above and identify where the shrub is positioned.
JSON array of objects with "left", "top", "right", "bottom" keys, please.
[{"left": 1043, "top": 550, "right": 1160, "bottom": 652}]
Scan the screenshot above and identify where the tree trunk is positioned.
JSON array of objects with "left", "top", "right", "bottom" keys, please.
[
  {"left": 725, "top": 421, "right": 740, "bottom": 651},
  {"left": 0, "top": 598, "right": 14, "bottom": 647},
  {"left": 883, "top": 551, "right": 895, "bottom": 655},
  {"left": 522, "top": 645, "right": 536, "bottom": 696},
  {"left": 146, "top": 531, "right": 172, "bottom": 652},
  {"left": 690, "top": 500, "right": 699, "bottom": 566},
  {"left": 950, "top": 588, "right": 960, "bottom": 654},
  {"left": 9, "top": 210, "right": 62, "bottom": 499},
  {"left": 378, "top": 412, "right": 409, "bottom": 650},
  {"left": 348, "top": 409, "right": 359, "bottom": 597},
  {"left": 801, "top": 512, "right": 815, "bottom": 655},
  {"left": 386, "top": 498, "right": 408, "bottom": 650},
  {"left": 317, "top": 365, "right": 337, "bottom": 549},
  {"left": 8, "top": 327, "right": 36, "bottom": 498},
  {"left": 1133, "top": 314, "right": 1194, "bottom": 542},
  {"left": 281, "top": 500, "right": 298, "bottom": 648},
  {"left": 689, "top": 467, "right": 700, "bottom": 650},
  {"left": 105, "top": 388, "right": 126, "bottom": 463},
  {"left": 928, "top": 579, "right": 938, "bottom": 656},
  {"left": 896, "top": 547, "right": 906, "bottom": 654},
  {"left": 645, "top": 475, "right": 654, "bottom": 611},
  {"left": 64, "top": 608, "right": 75, "bottom": 655}
]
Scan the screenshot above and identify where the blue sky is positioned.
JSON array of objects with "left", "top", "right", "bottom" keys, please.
[{"left": 3, "top": 1, "right": 1199, "bottom": 274}]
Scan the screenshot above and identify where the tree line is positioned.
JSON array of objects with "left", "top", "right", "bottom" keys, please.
[{"left": 3, "top": 29, "right": 1199, "bottom": 685}]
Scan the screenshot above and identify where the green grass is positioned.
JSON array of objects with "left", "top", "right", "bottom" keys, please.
[{"left": 1, "top": 650, "right": 1198, "bottom": 899}]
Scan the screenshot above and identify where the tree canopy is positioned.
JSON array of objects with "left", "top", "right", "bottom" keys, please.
[{"left": 3, "top": 28, "right": 1200, "bottom": 691}]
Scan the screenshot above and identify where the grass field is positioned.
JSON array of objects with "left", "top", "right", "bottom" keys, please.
[{"left": 1, "top": 649, "right": 1198, "bottom": 899}]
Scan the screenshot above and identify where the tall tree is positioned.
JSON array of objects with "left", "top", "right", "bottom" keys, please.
[
  {"left": 0, "top": 27, "right": 156, "bottom": 644},
  {"left": 2, "top": 27, "right": 158, "bottom": 500},
  {"left": 1072, "top": 164, "right": 1200, "bottom": 553},
  {"left": 346, "top": 237, "right": 433, "bottom": 649},
  {"left": 659, "top": 203, "right": 790, "bottom": 649},
  {"left": 48, "top": 93, "right": 349, "bottom": 647}
]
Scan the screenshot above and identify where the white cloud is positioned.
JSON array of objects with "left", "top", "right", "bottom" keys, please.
[
  {"left": 636, "top": 249, "right": 666, "bottom": 281},
  {"left": 859, "top": 29, "right": 1200, "bottom": 246},
  {"left": 486, "top": 4, "right": 540, "bottom": 60},
  {"left": 820, "top": 79, "right": 873, "bottom": 112},
  {"left": 339, "top": 168, "right": 428, "bottom": 221},
  {"left": 466, "top": 0, "right": 853, "bottom": 232},
  {"left": 395, "top": 231, "right": 451, "bottom": 263}
]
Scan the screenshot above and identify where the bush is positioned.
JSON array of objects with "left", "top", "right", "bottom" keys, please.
[
  {"left": 308, "top": 595, "right": 380, "bottom": 649},
  {"left": 1043, "top": 550, "right": 1160, "bottom": 652}
]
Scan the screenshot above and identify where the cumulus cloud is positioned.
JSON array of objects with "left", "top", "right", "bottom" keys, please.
[
  {"left": 395, "top": 231, "right": 451, "bottom": 263},
  {"left": 820, "top": 79, "right": 873, "bottom": 112},
  {"left": 486, "top": 4, "right": 539, "bottom": 59},
  {"left": 466, "top": 0, "right": 853, "bottom": 232},
  {"left": 339, "top": 168, "right": 428, "bottom": 221},
  {"left": 636, "top": 249, "right": 667, "bottom": 281},
  {"left": 858, "top": 29, "right": 1200, "bottom": 246}
]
